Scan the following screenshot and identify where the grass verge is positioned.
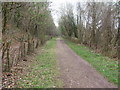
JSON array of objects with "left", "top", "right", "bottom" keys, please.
[
  {"left": 65, "top": 40, "right": 118, "bottom": 85},
  {"left": 17, "top": 38, "right": 63, "bottom": 88}
]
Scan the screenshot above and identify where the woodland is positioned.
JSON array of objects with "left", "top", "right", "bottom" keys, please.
[
  {"left": 59, "top": 2, "right": 120, "bottom": 59},
  {"left": 1, "top": 1, "right": 120, "bottom": 88}
]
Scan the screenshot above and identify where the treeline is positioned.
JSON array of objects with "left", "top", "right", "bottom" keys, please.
[
  {"left": 2, "top": 2, "right": 57, "bottom": 72},
  {"left": 59, "top": 2, "right": 120, "bottom": 59}
]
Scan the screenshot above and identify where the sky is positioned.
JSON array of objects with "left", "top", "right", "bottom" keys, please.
[{"left": 49, "top": 0, "right": 118, "bottom": 27}]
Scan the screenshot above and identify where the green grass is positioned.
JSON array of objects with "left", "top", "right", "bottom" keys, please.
[
  {"left": 65, "top": 40, "right": 118, "bottom": 85},
  {"left": 17, "top": 38, "right": 63, "bottom": 88}
]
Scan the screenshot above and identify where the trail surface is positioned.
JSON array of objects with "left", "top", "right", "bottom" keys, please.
[{"left": 56, "top": 38, "right": 117, "bottom": 88}]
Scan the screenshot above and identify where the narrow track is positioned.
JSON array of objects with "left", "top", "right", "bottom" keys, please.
[{"left": 56, "top": 38, "right": 117, "bottom": 88}]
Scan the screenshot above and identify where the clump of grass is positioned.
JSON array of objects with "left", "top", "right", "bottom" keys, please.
[
  {"left": 17, "top": 38, "right": 63, "bottom": 88},
  {"left": 65, "top": 40, "right": 118, "bottom": 85}
]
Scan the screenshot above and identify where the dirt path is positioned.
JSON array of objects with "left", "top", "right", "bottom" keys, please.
[{"left": 56, "top": 38, "right": 117, "bottom": 88}]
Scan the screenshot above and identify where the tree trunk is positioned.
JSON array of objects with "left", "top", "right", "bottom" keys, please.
[
  {"left": 117, "top": 1, "right": 120, "bottom": 60},
  {"left": 6, "top": 42, "right": 10, "bottom": 72}
]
